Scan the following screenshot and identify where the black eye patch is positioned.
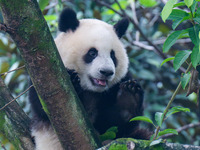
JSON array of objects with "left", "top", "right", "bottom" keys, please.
[
  {"left": 110, "top": 50, "right": 117, "bottom": 67},
  {"left": 83, "top": 48, "right": 98, "bottom": 64}
]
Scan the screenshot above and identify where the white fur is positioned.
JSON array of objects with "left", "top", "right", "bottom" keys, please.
[
  {"left": 55, "top": 19, "right": 129, "bottom": 92},
  {"left": 32, "top": 125, "right": 63, "bottom": 150}
]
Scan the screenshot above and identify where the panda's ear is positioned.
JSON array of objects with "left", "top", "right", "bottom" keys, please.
[
  {"left": 114, "top": 18, "right": 129, "bottom": 38},
  {"left": 58, "top": 8, "right": 80, "bottom": 32}
]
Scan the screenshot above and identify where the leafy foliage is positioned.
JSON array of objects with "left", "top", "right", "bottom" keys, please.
[
  {"left": 130, "top": 116, "right": 155, "bottom": 126},
  {"left": 173, "top": 50, "right": 191, "bottom": 71},
  {"left": 99, "top": 126, "right": 118, "bottom": 142}
]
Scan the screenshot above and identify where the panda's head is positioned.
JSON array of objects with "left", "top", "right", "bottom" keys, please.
[{"left": 55, "top": 8, "right": 129, "bottom": 92}]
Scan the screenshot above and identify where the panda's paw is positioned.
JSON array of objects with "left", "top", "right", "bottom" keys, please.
[
  {"left": 120, "top": 80, "right": 143, "bottom": 95},
  {"left": 66, "top": 69, "right": 80, "bottom": 86}
]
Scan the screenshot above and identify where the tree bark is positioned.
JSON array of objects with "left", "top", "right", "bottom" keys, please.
[
  {"left": 0, "top": 77, "right": 34, "bottom": 150},
  {"left": 0, "top": 0, "right": 101, "bottom": 150}
]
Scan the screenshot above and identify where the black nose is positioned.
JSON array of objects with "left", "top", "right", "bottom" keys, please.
[{"left": 100, "top": 69, "right": 114, "bottom": 77}]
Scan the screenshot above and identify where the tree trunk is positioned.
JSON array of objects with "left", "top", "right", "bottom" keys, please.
[{"left": 0, "top": 0, "right": 101, "bottom": 149}]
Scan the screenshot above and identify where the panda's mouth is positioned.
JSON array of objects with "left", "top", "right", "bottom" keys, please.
[{"left": 90, "top": 77, "right": 107, "bottom": 87}]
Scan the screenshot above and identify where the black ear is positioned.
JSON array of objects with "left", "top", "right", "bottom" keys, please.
[
  {"left": 58, "top": 8, "right": 80, "bottom": 32},
  {"left": 114, "top": 18, "right": 129, "bottom": 38}
]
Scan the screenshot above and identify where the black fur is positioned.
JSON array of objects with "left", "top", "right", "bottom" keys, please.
[
  {"left": 83, "top": 48, "right": 98, "bottom": 64},
  {"left": 29, "top": 70, "right": 150, "bottom": 140},
  {"left": 59, "top": 8, "right": 79, "bottom": 32},
  {"left": 69, "top": 70, "right": 149, "bottom": 139},
  {"left": 110, "top": 50, "right": 117, "bottom": 67},
  {"left": 29, "top": 80, "right": 49, "bottom": 122},
  {"left": 114, "top": 18, "right": 129, "bottom": 38}
]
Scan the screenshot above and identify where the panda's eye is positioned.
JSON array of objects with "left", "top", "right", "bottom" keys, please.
[
  {"left": 88, "top": 48, "right": 98, "bottom": 58},
  {"left": 110, "top": 50, "right": 117, "bottom": 67},
  {"left": 83, "top": 48, "right": 98, "bottom": 63}
]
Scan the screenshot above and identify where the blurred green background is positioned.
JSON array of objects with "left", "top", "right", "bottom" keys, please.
[{"left": 0, "top": 0, "right": 199, "bottom": 149}]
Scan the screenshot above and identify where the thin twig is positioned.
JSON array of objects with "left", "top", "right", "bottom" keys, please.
[
  {"left": 0, "top": 85, "right": 33, "bottom": 111},
  {"left": 130, "top": 1, "right": 139, "bottom": 25},
  {"left": 153, "top": 63, "right": 193, "bottom": 140},
  {"left": 114, "top": 0, "right": 126, "bottom": 16},
  {"left": 95, "top": 0, "right": 123, "bottom": 16},
  {"left": 1, "top": 65, "right": 25, "bottom": 76},
  {"left": 130, "top": 0, "right": 140, "bottom": 41},
  {"left": 132, "top": 41, "right": 154, "bottom": 50},
  {"left": 160, "top": 122, "right": 200, "bottom": 139}
]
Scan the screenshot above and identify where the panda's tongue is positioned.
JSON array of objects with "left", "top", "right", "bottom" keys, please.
[{"left": 93, "top": 78, "right": 107, "bottom": 86}]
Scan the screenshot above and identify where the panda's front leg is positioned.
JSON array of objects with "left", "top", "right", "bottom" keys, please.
[
  {"left": 115, "top": 80, "right": 146, "bottom": 138},
  {"left": 117, "top": 79, "right": 144, "bottom": 122},
  {"left": 120, "top": 80, "right": 144, "bottom": 110}
]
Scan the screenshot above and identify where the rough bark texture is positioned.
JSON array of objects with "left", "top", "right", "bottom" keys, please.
[
  {"left": 98, "top": 138, "right": 200, "bottom": 150},
  {"left": 0, "top": 0, "right": 100, "bottom": 149},
  {"left": 0, "top": 77, "right": 34, "bottom": 150}
]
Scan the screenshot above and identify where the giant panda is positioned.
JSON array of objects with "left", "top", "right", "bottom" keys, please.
[{"left": 29, "top": 8, "right": 150, "bottom": 150}]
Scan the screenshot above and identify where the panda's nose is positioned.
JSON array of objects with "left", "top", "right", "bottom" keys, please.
[{"left": 100, "top": 69, "right": 114, "bottom": 77}]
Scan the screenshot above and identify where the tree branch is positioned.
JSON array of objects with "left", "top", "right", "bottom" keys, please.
[
  {"left": 98, "top": 138, "right": 200, "bottom": 150},
  {"left": 160, "top": 122, "right": 200, "bottom": 139},
  {"left": 0, "top": 77, "right": 34, "bottom": 150}
]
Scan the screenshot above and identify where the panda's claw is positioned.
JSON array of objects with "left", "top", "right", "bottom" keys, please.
[
  {"left": 120, "top": 80, "right": 143, "bottom": 95},
  {"left": 66, "top": 69, "right": 80, "bottom": 85}
]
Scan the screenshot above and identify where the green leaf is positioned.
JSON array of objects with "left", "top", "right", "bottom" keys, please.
[
  {"left": 167, "top": 9, "right": 190, "bottom": 29},
  {"left": 191, "top": 45, "right": 200, "bottom": 68},
  {"left": 173, "top": 50, "right": 191, "bottom": 71},
  {"left": 168, "top": 9, "right": 189, "bottom": 20},
  {"left": 191, "top": 0, "right": 198, "bottom": 15},
  {"left": 155, "top": 112, "right": 164, "bottom": 127},
  {"left": 196, "top": 6, "right": 200, "bottom": 16},
  {"left": 44, "top": 15, "right": 57, "bottom": 21},
  {"left": 106, "top": 126, "right": 118, "bottom": 133},
  {"left": 181, "top": 72, "right": 191, "bottom": 89},
  {"left": 99, "top": 131, "right": 116, "bottom": 141},
  {"left": 161, "top": 0, "right": 178, "bottom": 22},
  {"left": 163, "top": 30, "right": 188, "bottom": 53},
  {"left": 193, "top": 18, "right": 200, "bottom": 24},
  {"left": 173, "top": 2, "right": 185, "bottom": 7},
  {"left": 99, "top": 126, "right": 118, "bottom": 141},
  {"left": 139, "top": 0, "right": 157, "bottom": 7},
  {"left": 150, "top": 139, "right": 162, "bottom": 146},
  {"left": 166, "top": 106, "right": 190, "bottom": 118},
  {"left": 184, "top": 0, "right": 194, "bottom": 8},
  {"left": 158, "top": 129, "right": 178, "bottom": 136},
  {"left": 39, "top": 0, "right": 49, "bottom": 11},
  {"left": 172, "top": 15, "right": 191, "bottom": 30},
  {"left": 189, "top": 25, "right": 200, "bottom": 45},
  {"left": 130, "top": 116, "right": 154, "bottom": 125},
  {"left": 160, "top": 57, "right": 174, "bottom": 67}
]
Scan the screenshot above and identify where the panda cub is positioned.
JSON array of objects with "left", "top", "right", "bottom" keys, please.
[{"left": 30, "top": 8, "right": 149, "bottom": 150}]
